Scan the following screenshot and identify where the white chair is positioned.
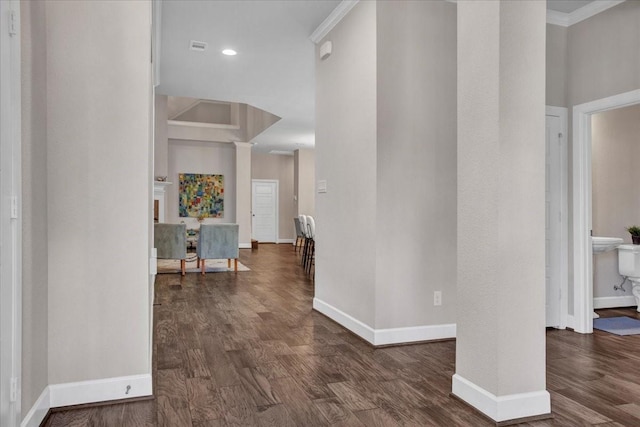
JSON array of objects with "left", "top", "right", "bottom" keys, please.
[
  {"left": 293, "top": 217, "right": 304, "bottom": 252},
  {"left": 299, "top": 215, "right": 309, "bottom": 265},
  {"left": 305, "top": 216, "right": 315, "bottom": 275}
]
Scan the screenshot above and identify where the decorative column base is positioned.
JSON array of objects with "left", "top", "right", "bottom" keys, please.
[{"left": 452, "top": 374, "right": 551, "bottom": 423}]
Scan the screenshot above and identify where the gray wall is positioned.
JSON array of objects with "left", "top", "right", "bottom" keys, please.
[
  {"left": 568, "top": 1, "right": 640, "bottom": 108},
  {"left": 546, "top": 24, "right": 568, "bottom": 108},
  {"left": 167, "top": 140, "right": 237, "bottom": 226},
  {"left": 316, "top": 0, "right": 377, "bottom": 327},
  {"left": 21, "top": 0, "right": 48, "bottom": 412},
  {"left": 293, "top": 149, "right": 315, "bottom": 217},
  {"left": 592, "top": 104, "right": 640, "bottom": 298},
  {"left": 46, "top": 0, "right": 152, "bottom": 384},
  {"left": 375, "top": 0, "right": 457, "bottom": 328},
  {"left": 251, "top": 153, "right": 295, "bottom": 241},
  {"left": 315, "top": 0, "right": 457, "bottom": 332},
  {"left": 154, "top": 94, "right": 169, "bottom": 178}
]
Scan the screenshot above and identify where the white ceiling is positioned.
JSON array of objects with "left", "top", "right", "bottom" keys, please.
[
  {"left": 158, "top": 0, "right": 607, "bottom": 153},
  {"left": 547, "top": 0, "right": 595, "bottom": 14},
  {"left": 157, "top": 0, "right": 340, "bottom": 153}
]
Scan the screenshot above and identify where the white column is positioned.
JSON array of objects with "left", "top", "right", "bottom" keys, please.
[
  {"left": 453, "top": 0, "right": 549, "bottom": 423},
  {"left": 235, "top": 142, "right": 252, "bottom": 248}
]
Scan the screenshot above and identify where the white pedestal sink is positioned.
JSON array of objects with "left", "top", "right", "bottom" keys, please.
[{"left": 592, "top": 236, "right": 624, "bottom": 253}]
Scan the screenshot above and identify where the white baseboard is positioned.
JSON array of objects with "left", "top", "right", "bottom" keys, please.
[
  {"left": 49, "top": 373, "right": 152, "bottom": 408},
  {"left": 375, "top": 323, "right": 456, "bottom": 345},
  {"left": 452, "top": 374, "right": 550, "bottom": 422},
  {"left": 21, "top": 387, "right": 50, "bottom": 427},
  {"left": 313, "top": 298, "right": 376, "bottom": 344},
  {"left": 21, "top": 374, "right": 152, "bottom": 426},
  {"left": 239, "top": 243, "right": 251, "bottom": 249},
  {"left": 313, "top": 298, "right": 456, "bottom": 346},
  {"left": 594, "top": 295, "right": 637, "bottom": 309},
  {"left": 277, "top": 238, "right": 294, "bottom": 244}
]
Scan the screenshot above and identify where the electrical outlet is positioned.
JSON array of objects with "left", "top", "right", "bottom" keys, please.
[{"left": 434, "top": 291, "right": 442, "bottom": 306}]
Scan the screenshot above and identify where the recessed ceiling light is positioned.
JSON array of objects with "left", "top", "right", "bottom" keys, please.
[{"left": 222, "top": 49, "right": 237, "bottom": 56}]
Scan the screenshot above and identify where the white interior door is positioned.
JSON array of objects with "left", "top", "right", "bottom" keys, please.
[
  {"left": 252, "top": 180, "right": 278, "bottom": 243},
  {"left": 546, "top": 114, "right": 562, "bottom": 327}
]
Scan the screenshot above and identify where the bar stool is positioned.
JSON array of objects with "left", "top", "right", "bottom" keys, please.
[
  {"left": 305, "top": 216, "right": 315, "bottom": 275},
  {"left": 293, "top": 217, "right": 304, "bottom": 252}
]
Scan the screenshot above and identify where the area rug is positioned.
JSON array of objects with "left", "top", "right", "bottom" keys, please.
[
  {"left": 157, "top": 255, "right": 249, "bottom": 274},
  {"left": 593, "top": 316, "right": 640, "bottom": 336}
]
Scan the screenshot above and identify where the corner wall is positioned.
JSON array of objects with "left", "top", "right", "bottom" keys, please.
[
  {"left": 315, "top": 0, "right": 457, "bottom": 341},
  {"left": 46, "top": 0, "right": 151, "bottom": 386},
  {"left": 315, "top": 0, "right": 377, "bottom": 327},
  {"left": 375, "top": 0, "right": 457, "bottom": 329}
]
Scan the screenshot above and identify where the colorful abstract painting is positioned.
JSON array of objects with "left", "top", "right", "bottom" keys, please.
[{"left": 179, "top": 173, "right": 224, "bottom": 218}]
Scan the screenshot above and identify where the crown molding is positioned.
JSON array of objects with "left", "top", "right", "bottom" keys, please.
[
  {"left": 547, "top": 0, "right": 626, "bottom": 27},
  {"left": 546, "top": 9, "right": 570, "bottom": 27},
  {"left": 449, "top": 0, "right": 625, "bottom": 28},
  {"left": 568, "top": 0, "right": 625, "bottom": 26},
  {"left": 310, "top": 0, "right": 359, "bottom": 44}
]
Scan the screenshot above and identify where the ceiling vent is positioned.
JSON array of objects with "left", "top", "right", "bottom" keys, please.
[{"left": 189, "top": 40, "right": 208, "bottom": 52}]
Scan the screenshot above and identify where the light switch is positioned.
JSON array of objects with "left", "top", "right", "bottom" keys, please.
[{"left": 317, "top": 180, "right": 327, "bottom": 193}]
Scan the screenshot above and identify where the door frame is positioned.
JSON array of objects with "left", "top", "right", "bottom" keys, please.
[
  {"left": 1, "top": 0, "right": 23, "bottom": 425},
  {"left": 546, "top": 106, "right": 569, "bottom": 330},
  {"left": 573, "top": 89, "right": 640, "bottom": 334},
  {"left": 251, "top": 179, "right": 279, "bottom": 243}
]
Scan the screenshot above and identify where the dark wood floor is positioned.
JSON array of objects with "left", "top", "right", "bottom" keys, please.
[{"left": 43, "top": 244, "right": 640, "bottom": 426}]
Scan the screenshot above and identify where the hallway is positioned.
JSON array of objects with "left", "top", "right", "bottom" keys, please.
[{"left": 43, "top": 245, "right": 640, "bottom": 426}]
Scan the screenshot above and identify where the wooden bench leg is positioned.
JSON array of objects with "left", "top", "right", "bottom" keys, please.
[
  {"left": 228, "top": 259, "right": 231, "bottom": 268},
  {"left": 201, "top": 258, "right": 206, "bottom": 275},
  {"left": 234, "top": 258, "right": 238, "bottom": 272},
  {"left": 181, "top": 259, "right": 186, "bottom": 276}
]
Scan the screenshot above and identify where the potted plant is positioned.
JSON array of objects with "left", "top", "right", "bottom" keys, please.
[{"left": 628, "top": 226, "right": 640, "bottom": 245}]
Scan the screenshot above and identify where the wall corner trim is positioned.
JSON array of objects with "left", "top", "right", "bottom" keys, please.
[
  {"left": 20, "top": 387, "right": 50, "bottom": 427},
  {"left": 451, "top": 374, "right": 551, "bottom": 422},
  {"left": 277, "top": 239, "right": 295, "bottom": 244},
  {"left": 309, "top": 0, "right": 360, "bottom": 44},
  {"left": 48, "top": 373, "right": 152, "bottom": 409},
  {"left": 239, "top": 243, "right": 252, "bottom": 249},
  {"left": 313, "top": 298, "right": 375, "bottom": 343},
  {"left": 312, "top": 298, "right": 456, "bottom": 346}
]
